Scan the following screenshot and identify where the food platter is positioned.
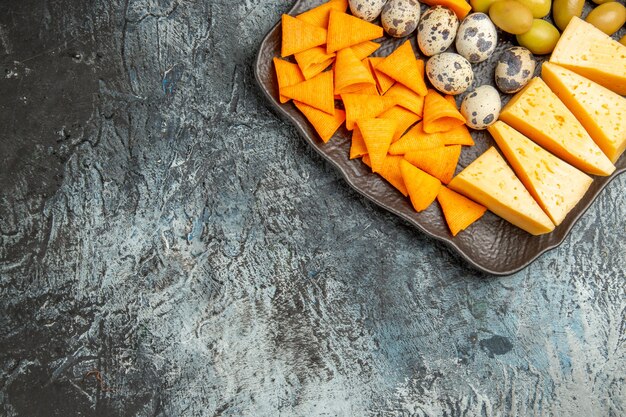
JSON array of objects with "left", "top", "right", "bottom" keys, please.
[{"left": 254, "top": 0, "right": 626, "bottom": 275}]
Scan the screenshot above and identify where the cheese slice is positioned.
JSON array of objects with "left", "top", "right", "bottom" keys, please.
[
  {"left": 542, "top": 62, "right": 626, "bottom": 164},
  {"left": 488, "top": 121, "right": 593, "bottom": 226},
  {"left": 499, "top": 77, "right": 615, "bottom": 176},
  {"left": 448, "top": 147, "right": 555, "bottom": 235},
  {"left": 549, "top": 17, "right": 626, "bottom": 95}
]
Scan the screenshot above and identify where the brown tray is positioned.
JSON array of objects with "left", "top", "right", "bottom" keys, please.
[{"left": 254, "top": 0, "right": 626, "bottom": 275}]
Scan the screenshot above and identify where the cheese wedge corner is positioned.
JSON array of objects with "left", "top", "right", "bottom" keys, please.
[
  {"left": 488, "top": 121, "right": 593, "bottom": 226},
  {"left": 448, "top": 147, "right": 555, "bottom": 235},
  {"left": 542, "top": 62, "right": 626, "bottom": 164},
  {"left": 550, "top": 17, "right": 626, "bottom": 95},
  {"left": 499, "top": 77, "right": 615, "bottom": 176}
]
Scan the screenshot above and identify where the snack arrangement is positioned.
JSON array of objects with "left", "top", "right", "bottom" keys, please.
[{"left": 271, "top": 0, "right": 626, "bottom": 238}]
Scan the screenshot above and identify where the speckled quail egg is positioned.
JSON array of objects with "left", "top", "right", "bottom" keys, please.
[
  {"left": 349, "top": 0, "right": 387, "bottom": 22},
  {"left": 460, "top": 85, "right": 501, "bottom": 130},
  {"left": 417, "top": 6, "right": 459, "bottom": 56},
  {"left": 382, "top": 0, "right": 420, "bottom": 38},
  {"left": 494, "top": 47, "right": 537, "bottom": 94},
  {"left": 455, "top": 13, "right": 498, "bottom": 63},
  {"left": 426, "top": 52, "right": 474, "bottom": 95}
]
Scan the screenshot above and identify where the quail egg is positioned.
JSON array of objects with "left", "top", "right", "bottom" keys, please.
[
  {"left": 494, "top": 46, "right": 537, "bottom": 94},
  {"left": 455, "top": 13, "right": 498, "bottom": 63},
  {"left": 349, "top": 0, "right": 387, "bottom": 22},
  {"left": 382, "top": 0, "right": 421, "bottom": 38},
  {"left": 460, "top": 85, "right": 501, "bottom": 130},
  {"left": 417, "top": 6, "right": 459, "bottom": 56},
  {"left": 426, "top": 52, "right": 474, "bottom": 95}
]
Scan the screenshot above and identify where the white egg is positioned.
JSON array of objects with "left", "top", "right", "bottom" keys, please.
[
  {"left": 382, "top": 0, "right": 420, "bottom": 38},
  {"left": 461, "top": 85, "right": 501, "bottom": 130},
  {"left": 426, "top": 52, "right": 474, "bottom": 95},
  {"left": 455, "top": 13, "right": 498, "bottom": 63},
  {"left": 417, "top": 6, "right": 459, "bottom": 56},
  {"left": 349, "top": 0, "right": 387, "bottom": 22}
]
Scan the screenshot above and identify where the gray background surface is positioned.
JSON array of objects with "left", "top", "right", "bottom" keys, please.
[{"left": 0, "top": 0, "right": 624, "bottom": 416}]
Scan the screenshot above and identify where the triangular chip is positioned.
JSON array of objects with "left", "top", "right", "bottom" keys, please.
[
  {"left": 294, "top": 101, "right": 346, "bottom": 143},
  {"left": 437, "top": 187, "right": 486, "bottom": 236},
  {"left": 376, "top": 41, "right": 428, "bottom": 96},
  {"left": 349, "top": 41, "right": 381, "bottom": 60},
  {"left": 441, "top": 125, "right": 474, "bottom": 146},
  {"left": 499, "top": 77, "right": 615, "bottom": 176},
  {"left": 542, "top": 62, "right": 626, "bottom": 163},
  {"left": 363, "top": 154, "right": 408, "bottom": 196},
  {"left": 281, "top": 14, "right": 327, "bottom": 57},
  {"left": 404, "top": 145, "right": 461, "bottom": 184},
  {"left": 369, "top": 57, "right": 395, "bottom": 94},
  {"left": 358, "top": 118, "right": 397, "bottom": 173},
  {"left": 296, "top": 0, "right": 348, "bottom": 28},
  {"left": 419, "top": 0, "right": 471, "bottom": 19},
  {"left": 341, "top": 93, "right": 396, "bottom": 130},
  {"left": 273, "top": 58, "right": 305, "bottom": 103},
  {"left": 334, "top": 47, "right": 376, "bottom": 94},
  {"left": 448, "top": 147, "right": 555, "bottom": 235},
  {"left": 389, "top": 122, "right": 445, "bottom": 154},
  {"left": 354, "top": 58, "right": 382, "bottom": 95},
  {"left": 384, "top": 83, "right": 424, "bottom": 116},
  {"left": 350, "top": 126, "right": 368, "bottom": 159},
  {"left": 400, "top": 159, "right": 441, "bottom": 212},
  {"left": 327, "top": 11, "right": 384, "bottom": 53},
  {"left": 294, "top": 47, "right": 336, "bottom": 80},
  {"left": 378, "top": 106, "right": 421, "bottom": 142},
  {"left": 488, "top": 121, "right": 593, "bottom": 226},
  {"left": 422, "top": 89, "right": 466, "bottom": 133},
  {"left": 281, "top": 71, "right": 335, "bottom": 115}
]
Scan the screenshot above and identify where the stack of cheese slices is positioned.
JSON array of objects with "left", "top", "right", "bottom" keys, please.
[{"left": 449, "top": 17, "right": 626, "bottom": 235}]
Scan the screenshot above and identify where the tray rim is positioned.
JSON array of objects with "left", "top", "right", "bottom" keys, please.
[{"left": 253, "top": 0, "right": 626, "bottom": 276}]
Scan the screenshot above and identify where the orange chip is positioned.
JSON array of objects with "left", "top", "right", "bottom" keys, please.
[
  {"left": 376, "top": 41, "right": 428, "bottom": 96},
  {"left": 294, "top": 101, "right": 345, "bottom": 143},
  {"left": 441, "top": 125, "right": 474, "bottom": 146},
  {"left": 351, "top": 84, "right": 380, "bottom": 95},
  {"left": 296, "top": 0, "right": 349, "bottom": 28},
  {"left": 349, "top": 41, "right": 381, "bottom": 60},
  {"left": 294, "top": 47, "right": 336, "bottom": 80},
  {"left": 358, "top": 118, "right": 397, "bottom": 173},
  {"left": 368, "top": 57, "right": 395, "bottom": 94},
  {"left": 334, "top": 48, "right": 376, "bottom": 95},
  {"left": 281, "top": 70, "right": 335, "bottom": 115},
  {"left": 281, "top": 14, "right": 328, "bottom": 57},
  {"left": 422, "top": 89, "right": 466, "bottom": 133},
  {"left": 327, "top": 11, "right": 384, "bottom": 53},
  {"left": 350, "top": 126, "right": 368, "bottom": 159},
  {"left": 363, "top": 154, "right": 409, "bottom": 196},
  {"left": 400, "top": 160, "right": 441, "bottom": 212},
  {"left": 437, "top": 186, "right": 486, "bottom": 236},
  {"left": 420, "top": 0, "right": 471, "bottom": 19},
  {"left": 445, "top": 95, "right": 457, "bottom": 107},
  {"left": 404, "top": 145, "right": 462, "bottom": 184},
  {"left": 384, "top": 83, "right": 424, "bottom": 116},
  {"left": 341, "top": 93, "right": 396, "bottom": 130},
  {"left": 378, "top": 106, "right": 421, "bottom": 142},
  {"left": 388, "top": 122, "right": 446, "bottom": 155},
  {"left": 354, "top": 58, "right": 382, "bottom": 95},
  {"left": 273, "top": 58, "right": 305, "bottom": 103}
]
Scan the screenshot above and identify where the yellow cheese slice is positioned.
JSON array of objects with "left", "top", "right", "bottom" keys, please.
[
  {"left": 550, "top": 17, "right": 626, "bottom": 95},
  {"left": 499, "top": 77, "right": 615, "bottom": 176},
  {"left": 448, "top": 147, "right": 555, "bottom": 235},
  {"left": 542, "top": 62, "right": 626, "bottom": 164},
  {"left": 488, "top": 121, "right": 593, "bottom": 226}
]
